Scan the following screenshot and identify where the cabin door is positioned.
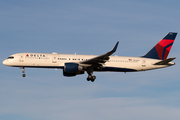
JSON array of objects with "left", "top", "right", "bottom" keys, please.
[
  {"left": 52, "top": 56, "right": 57, "bottom": 64},
  {"left": 142, "top": 60, "right": 146, "bottom": 67},
  {"left": 19, "top": 54, "right": 24, "bottom": 62}
]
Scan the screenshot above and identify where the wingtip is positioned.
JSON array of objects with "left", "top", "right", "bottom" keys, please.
[{"left": 111, "top": 41, "right": 119, "bottom": 52}]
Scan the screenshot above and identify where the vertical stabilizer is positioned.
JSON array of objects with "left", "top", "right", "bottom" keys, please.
[{"left": 143, "top": 32, "right": 177, "bottom": 60}]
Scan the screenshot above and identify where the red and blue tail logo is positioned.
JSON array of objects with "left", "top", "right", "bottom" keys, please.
[{"left": 143, "top": 32, "right": 177, "bottom": 60}]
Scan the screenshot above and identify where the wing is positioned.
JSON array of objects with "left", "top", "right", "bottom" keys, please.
[{"left": 80, "top": 42, "right": 119, "bottom": 65}]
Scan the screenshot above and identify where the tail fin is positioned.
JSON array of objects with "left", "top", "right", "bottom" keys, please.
[{"left": 143, "top": 32, "right": 177, "bottom": 60}]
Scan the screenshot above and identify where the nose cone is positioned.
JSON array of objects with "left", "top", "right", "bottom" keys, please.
[{"left": 2, "top": 60, "right": 7, "bottom": 65}]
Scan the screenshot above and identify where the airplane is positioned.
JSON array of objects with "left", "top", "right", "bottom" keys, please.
[{"left": 2, "top": 32, "right": 177, "bottom": 82}]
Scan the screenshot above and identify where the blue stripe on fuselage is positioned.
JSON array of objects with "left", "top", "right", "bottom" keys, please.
[{"left": 94, "top": 67, "right": 137, "bottom": 72}]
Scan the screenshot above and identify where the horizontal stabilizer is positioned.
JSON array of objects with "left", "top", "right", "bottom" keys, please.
[{"left": 154, "top": 57, "right": 176, "bottom": 65}]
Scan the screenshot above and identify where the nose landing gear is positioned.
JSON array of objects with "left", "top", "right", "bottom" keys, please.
[{"left": 21, "top": 67, "right": 26, "bottom": 77}]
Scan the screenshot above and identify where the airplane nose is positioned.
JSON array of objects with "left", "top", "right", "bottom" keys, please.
[{"left": 2, "top": 60, "right": 7, "bottom": 65}]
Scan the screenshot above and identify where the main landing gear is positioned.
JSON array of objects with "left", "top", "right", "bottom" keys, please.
[
  {"left": 87, "top": 75, "right": 96, "bottom": 82},
  {"left": 21, "top": 67, "right": 26, "bottom": 77},
  {"left": 86, "top": 68, "right": 96, "bottom": 82}
]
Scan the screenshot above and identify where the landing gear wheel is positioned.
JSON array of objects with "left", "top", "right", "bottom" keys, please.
[
  {"left": 22, "top": 74, "right": 26, "bottom": 77},
  {"left": 92, "top": 76, "right": 96, "bottom": 80},
  {"left": 91, "top": 79, "right": 95, "bottom": 82},
  {"left": 91, "top": 76, "right": 96, "bottom": 82},
  {"left": 87, "top": 75, "right": 96, "bottom": 82},
  {"left": 87, "top": 76, "right": 91, "bottom": 81}
]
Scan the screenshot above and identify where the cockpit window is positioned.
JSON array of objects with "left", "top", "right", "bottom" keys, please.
[{"left": 7, "top": 56, "right": 14, "bottom": 59}]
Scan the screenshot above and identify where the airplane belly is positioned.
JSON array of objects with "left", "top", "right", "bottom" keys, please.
[{"left": 102, "top": 63, "right": 138, "bottom": 72}]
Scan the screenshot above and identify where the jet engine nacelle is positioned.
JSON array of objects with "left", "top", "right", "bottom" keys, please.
[
  {"left": 63, "top": 63, "right": 84, "bottom": 77},
  {"left": 64, "top": 63, "right": 83, "bottom": 72}
]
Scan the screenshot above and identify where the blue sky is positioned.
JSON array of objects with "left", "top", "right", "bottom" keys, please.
[{"left": 1, "top": 0, "right": 180, "bottom": 120}]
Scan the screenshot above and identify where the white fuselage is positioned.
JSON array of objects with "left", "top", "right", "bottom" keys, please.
[
  {"left": 2, "top": 32, "right": 177, "bottom": 81},
  {"left": 2, "top": 53, "right": 175, "bottom": 72}
]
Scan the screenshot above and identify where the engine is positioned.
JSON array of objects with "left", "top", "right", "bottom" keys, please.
[{"left": 63, "top": 63, "right": 84, "bottom": 77}]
